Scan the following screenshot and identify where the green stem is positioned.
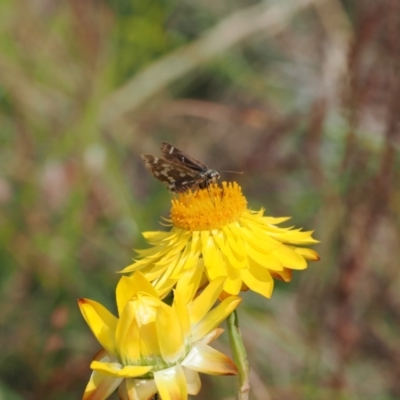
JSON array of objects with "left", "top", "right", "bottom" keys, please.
[{"left": 227, "top": 310, "right": 250, "bottom": 400}]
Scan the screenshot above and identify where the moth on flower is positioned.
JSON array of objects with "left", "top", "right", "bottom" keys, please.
[{"left": 141, "top": 142, "right": 221, "bottom": 193}]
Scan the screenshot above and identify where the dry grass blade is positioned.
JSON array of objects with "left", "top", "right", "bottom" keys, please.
[{"left": 100, "top": 0, "right": 328, "bottom": 125}]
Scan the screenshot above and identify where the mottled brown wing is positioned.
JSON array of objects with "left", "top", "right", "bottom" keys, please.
[
  {"left": 160, "top": 142, "right": 208, "bottom": 172},
  {"left": 141, "top": 154, "right": 205, "bottom": 193}
]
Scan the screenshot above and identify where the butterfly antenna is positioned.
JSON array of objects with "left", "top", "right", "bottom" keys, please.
[{"left": 220, "top": 170, "right": 243, "bottom": 174}]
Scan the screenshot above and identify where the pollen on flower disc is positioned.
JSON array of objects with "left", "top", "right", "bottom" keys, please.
[{"left": 170, "top": 182, "right": 247, "bottom": 231}]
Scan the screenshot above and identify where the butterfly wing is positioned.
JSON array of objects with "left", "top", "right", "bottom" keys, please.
[
  {"left": 160, "top": 142, "right": 208, "bottom": 172},
  {"left": 141, "top": 154, "right": 205, "bottom": 193}
]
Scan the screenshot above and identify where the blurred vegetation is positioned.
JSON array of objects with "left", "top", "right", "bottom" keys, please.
[{"left": 1, "top": 0, "right": 400, "bottom": 399}]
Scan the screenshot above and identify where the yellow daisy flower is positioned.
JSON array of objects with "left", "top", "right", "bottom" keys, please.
[
  {"left": 122, "top": 182, "right": 319, "bottom": 299},
  {"left": 78, "top": 269, "right": 240, "bottom": 400}
]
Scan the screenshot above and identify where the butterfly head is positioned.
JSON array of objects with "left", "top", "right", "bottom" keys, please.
[{"left": 204, "top": 169, "right": 220, "bottom": 183}]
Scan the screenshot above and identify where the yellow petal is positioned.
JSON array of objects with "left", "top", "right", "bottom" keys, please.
[
  {"left": 115, "top": 301, "right": 141, "bottom": 364},
  {"left": 172, "top": 289, "right": 191, "bottom": 340},
  {"left": 119, "top": 378, "right": 158, "bottom": 400},
  {"left": 271, "top": 268, "right": 292, "bottom": 282},
  {"left": 156, "top": 257, "right": 204, "bottom": 299},
  {"left": 191, "top": 297, "right": 241, "bottom": 342},
  {"left": 154, "top": 365, "right": 188, "bottom": 400},
  {"left": 206, "top": 257, "right": 227, "bottom": 280},
  {"left": 190, "top": 230, "right": 202, "bottom": 253},
  {"left": 240, "top": 224, "right": 281, "bottom": 252},
  {"left": 166, "top": 231, "right": 194, "bottom": 256},
  {"left": 225, "top": 223, "right": 247, "bottom": 258},
  {"left": 202, "top": 233, "right": 225, "bottom": 270},
  {"left": 200, "top": 230, "right": 211, "bottom": 253},
  {"left": 116, "top": 273, "right": 159, "bottom": 315},
  {"left": 83, "top": 370, "right": 121, "bottom": 400},
  {"left": 269, "top": 227, "right": 319, "bottom": 244},
  {"left": 154, "top": 277, "right": 180, "bottom": 300},
  {"left": 175, "top": 265, "right": 203, "bottom": 305},
  {"left": 209, "top": 228, "right": 225, "bottom": 250},
  {"left": 216, "top": 229, "right": 247, "bottom": 270},
  {"left": 182, "top": 343, "right": 238, "bottom": 375},
  {"left": 132, "top": 297, "right": 162, "bottom": 358},
  {"left": 83, "top": 349, "right": 121, "bottom": 400},
  {"left": 132, "top": 271, "right": 160, "bottom": 296},
  {"left": 271, "top": 245, "right": 307, "bottom": 269},
  {"left": 138, "top": 321, "right": 161, "bottom": 359},
  {"left": 115, "top": 277, "right": 134, "bottom": 315},
  {"left": 143, "top": 257, "right": 177, "bottom": 282},
  {"left": 91, "top": 361, "right": 152, "bottom": 378},
  {"left": 150, "top": 256, "right": 182, "bottom": 291},
  {"left": 294, "top": 247, "right": 320, "bottom": 260},
  {"left": 121, "top": 259, "right": 153, "bottom": 274},
  {"left": 245, "top": 244, "right": 284, "bottom": 271},
  {"left": 133, "top": 245, "right": 168, "bottom": 258},
  {"left": 122, "top": 237, "right": 186, "bottom": 274},
  {"left": 78, "top": 299, "right": 117, "bottom": 355},
  {"left": 223, "top": 266, "right": 243, "bottom": 295},
  {"left": 188, "top": 277, "right": 225, "bottom": 325},
  {"left": 262, "top": 216, "right": 291, "bottom": 225},
  {"left": 169, "top": 242, "right": 199, "bottom": 278},
  {"left": 241, "top": 261, "right": 274, "bottom": 298},
  {"left": 142, "top": 230, "right": 171, "bottom": 241},
  {"left": 156, "top": 300, "right": 185, "bottom": 363}
]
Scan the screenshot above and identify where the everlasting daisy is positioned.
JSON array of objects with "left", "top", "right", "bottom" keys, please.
[
  {"left": 122, "top": 182, "right": 319, "bottom": 299},
  {"left": 78, "top": 269, "right": 240, "bottom": 400}
]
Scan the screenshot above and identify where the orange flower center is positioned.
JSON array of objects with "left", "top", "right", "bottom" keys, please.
[{"left": 170, "top": 182, "right": 247, "bottom": 231}]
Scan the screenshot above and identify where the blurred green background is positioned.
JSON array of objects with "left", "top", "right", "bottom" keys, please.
[{"left": 1, "top": 0, "right": 400, "bottom": 399}]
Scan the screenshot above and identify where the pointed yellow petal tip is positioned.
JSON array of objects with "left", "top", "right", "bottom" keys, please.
[{"left": 170, "top": 182, "right": 247, "bottom": 231}]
